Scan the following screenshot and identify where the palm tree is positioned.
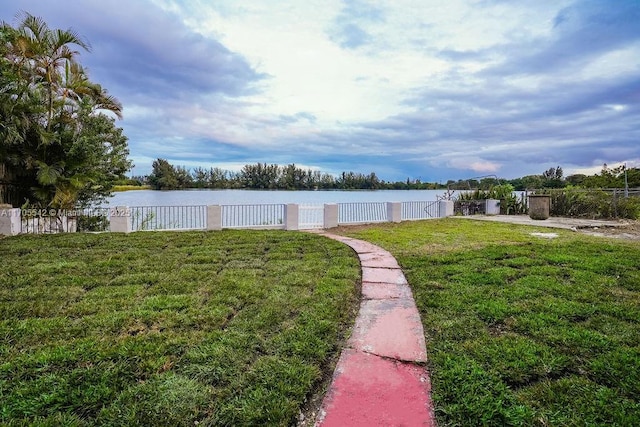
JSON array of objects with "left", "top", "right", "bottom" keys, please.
[
  {"left": 1, "top": 13, "right": 128, "bottom": 208},
  {"left": 5, "top": 12, "right": 91, "bottom": 129},
  {"left": 58, "top": 61, "right": 122, "bottom": 124}
]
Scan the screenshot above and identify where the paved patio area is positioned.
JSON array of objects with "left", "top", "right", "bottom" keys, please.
[
  {"left": 451, "top": 214, "right": 630, "bottom": 229},
  {"left": 452, "top": 215, "right": 640, "bottom": 240}
]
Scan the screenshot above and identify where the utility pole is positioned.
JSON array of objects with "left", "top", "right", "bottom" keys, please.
[{"left": 624, "top": 163, "right": 629, "bottom": 198}]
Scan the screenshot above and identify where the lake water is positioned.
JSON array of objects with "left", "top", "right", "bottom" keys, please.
[{"left": 108, "top": 189, "right": 448, "bottom": 207}]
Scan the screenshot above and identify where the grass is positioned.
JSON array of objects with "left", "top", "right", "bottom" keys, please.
[
  {"left": 334, "top": 218, "right": 640, "bottom": 426},
  {"left": 0, "top": 230, "right": 360, "bottom": 426},
  {"left": 111, "top": 185, "right": 151, "bottom": 192}
]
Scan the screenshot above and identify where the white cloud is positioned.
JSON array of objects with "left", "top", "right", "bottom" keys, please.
[
  {"left": 579, "top": 43, "right": 640, "bottom": 81},
  {"left": 567, "top": 159, "right": 640, "bottom": 177},
  {"left": 4, "top": 0, "right": 639, "bottom": 180},
  {"left": 446, "top": 157, "right": 501, "bottom": 173}
]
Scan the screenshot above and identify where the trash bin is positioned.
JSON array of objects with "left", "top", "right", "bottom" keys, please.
[{"left": 528, "top": 195, "right": 550, "bottom": 220}]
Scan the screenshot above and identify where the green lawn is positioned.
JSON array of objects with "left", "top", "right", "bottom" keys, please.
[
  {"left": 336, "top": 219, "right": 640, "bottom": 426},
  {"left": 0, "top": 230, "right": 360, "bottom": 426}
]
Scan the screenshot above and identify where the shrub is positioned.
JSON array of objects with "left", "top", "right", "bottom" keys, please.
[
  {"left": 543, "top": 188, "right": 639, "bottom": 219},
  {"left": 617, "top": 196, "right": 640, "bottom": 219},
  {"left": 456, "top": 184, "right": 526, "bottom": 215},
  {"left": 77, "top": 214, "right": 110, "bottom": 232}
]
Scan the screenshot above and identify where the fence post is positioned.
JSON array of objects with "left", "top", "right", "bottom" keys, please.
[
  {"left": 0, "top": 207, "right": 21, "bottom": 236},
  {"left": 439, "top": 200, "right": 454, "bottom": 217},
  {"left": 207, "top": 205, "right": 222, "bottom": 230},
  {"left": 485, "top": 199, "right": 500, "bottom": 215},
  {"left": 109, "top": 206, "right": 131, "bottom": 233},
  {"left": 324, "top": 204, "right": 338, "bottom": 229},
  {"left": 285, "top": 204, "right": 299, "bottom": 230},
  {"left": 387, "top": 202, "right": 402, "bottom": 223}
]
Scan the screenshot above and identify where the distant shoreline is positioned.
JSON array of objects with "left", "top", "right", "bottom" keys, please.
[{"left": 112, "top": 185, "right": 152, "bottom": 192}]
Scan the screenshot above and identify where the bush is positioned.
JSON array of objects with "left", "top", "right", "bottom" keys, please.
[
  {"left": 456, "top": 184, "right": 526, "bottom": 215},
  {"left": 543, "top": 188, "right": 639, "bottom": 219},
  {"left": 77, "top": 214, "right": 109, "bottom": 232},
  {"left": 617, "top": 197, "right": 640, "bottom": 219}
]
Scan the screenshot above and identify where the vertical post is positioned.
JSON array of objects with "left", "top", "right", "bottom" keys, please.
[
  {"left": 324, "top": 204, "right": 338, "bottom": 229},
  {"left": 285, "top": 203, "right": 299, "bottom": 231},
  {"left": 0, "top": 207, "right": 21, "bottom": 236},
  {"left": 439, "top": 200, "right": 454, "bottom": 218},
  {"left": 624, "top": 164, "right": 629, "bottom": 198},
  {"left": 207, "top": 205, "right": 222, "bottom": 230},
  {"left": 485, "top": 199, "right": 500, "bottom": 215},
  {"left": 109, "top": 206, "right": 131, "bottom": 233},
  {"left": 387, "top": 202, "right": 402, "bottom": 223}
]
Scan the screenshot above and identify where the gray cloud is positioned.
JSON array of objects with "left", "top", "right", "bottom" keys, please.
[
  {"left": 488, "top": 0, "right": 640, "bottom": 76},
  {"left": 2, "top": 1, "right": 264, "bottom": 100},
  {"left": 1, "top": 0, "right": 268, "bottom": 173},
  {"left": 328, "top": 0, "right": 385, "bottom": 49},
  {"left": 1, "top": 1, "right": 638, "bottom": 182},
  {"left": 278, "top": 112, "right": 317, "bottom": 124},
  {"left": 332, "top": 23, "right": 371, "bottom": 49}
]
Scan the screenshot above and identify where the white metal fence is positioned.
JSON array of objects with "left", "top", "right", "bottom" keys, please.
[
  {"left": 299, "top": 204, "right": 324, "bottom": 229},
  {"left": 402, "top": 201, "right": 440, "bottom": 220},
  {"left": 222, "top": 204, "right": 285, "bottom": 229},
  {"left": 20, "top": 208, "right": 111, "bottom": 234},
  {"left": 21, "top": 215, "right": 78, "bottom": 234},
  {"left": 3, "top": 200, "right": 452, "bottom": 235},
  {"left": 130, "top": 205, "right": 206, "bottom": 231},
  {"left": 339, "top": 202, "right": 387, "bottom": 224}
]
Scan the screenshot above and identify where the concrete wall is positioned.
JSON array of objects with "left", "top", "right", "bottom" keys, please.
[
  {"left": 109, "top": 206, "right": 132, "bottom": 233},
  {"left": 485, "top": 199, "right": 500, "bottom": 215},
  {"left": 285, "top": 204, "right": 299, "bottom": 231},
  {"left": 438, "top": 200, "right": 454, "bottom": 218},
  {"left": 207, "top": 205, "right": 222, "bottom": 231},
  {"left": 387, "top": 202, "right": 402, "bottom": 223},
  {"left": 324, "top": 204, "right": 339, "bottom": 229},
  {"left": 0, "top": 208, "right": 21, "bottom": 236}
]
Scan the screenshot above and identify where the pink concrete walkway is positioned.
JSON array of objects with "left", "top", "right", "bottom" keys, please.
[{"left": 315, "top": 233, "right": 436, "bottom": 427}]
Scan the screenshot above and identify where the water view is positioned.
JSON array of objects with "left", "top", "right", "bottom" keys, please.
[{"left": 107, "top": 189, "right": 448, "bottom": 207}]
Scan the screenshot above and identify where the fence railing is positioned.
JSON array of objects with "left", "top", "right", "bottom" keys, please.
[
  {"left": 299, "top": 204, "right": 324, "bottom": 229},
  {"left": 1, "top": 200, "right": 454, "bottom": 235},
  {"left": 20, "top": 208, "right": 112, "bottom": 234},
  {"left": 402, "top": 201, "right": 440, "bottom": 220},
  {"left": 222, "top": 204, "right": 285, "bottom": 229},
  {"left": 453, "top": 200, "right": 486, "bottom": 216},
  {"left": 21, "top": 215, "right": 77, "bottom": 234},
  {"left": 130, "top": 205, "right": 206, "bottom": 231},
  {"left": 339, "top": 202, "right": 387, "bottom": 224}
]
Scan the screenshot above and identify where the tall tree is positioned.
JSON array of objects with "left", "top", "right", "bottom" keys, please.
[
  {"left": 148, "top": 159, "right": 179, "bottom": 190},
  {"left": 0, "top": 13, "right": 130, "bottom": 208}
]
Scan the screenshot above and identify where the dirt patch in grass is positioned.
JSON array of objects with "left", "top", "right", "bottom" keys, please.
[{"left": 578, "top": 220, "right": 640, "bottom": 240}]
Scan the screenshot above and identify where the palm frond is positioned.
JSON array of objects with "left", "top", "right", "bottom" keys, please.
[{"left": 35, "top": 161, "right": 63, "bottom": 185}]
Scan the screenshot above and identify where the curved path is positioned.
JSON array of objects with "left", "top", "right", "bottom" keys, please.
[{"left": 315, "top": 233, "right": 436, "bottom": 426}]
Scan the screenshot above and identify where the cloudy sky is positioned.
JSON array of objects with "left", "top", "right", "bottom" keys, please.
[{"left": 2, "top": 0, "right": 639, "bottom": 182}]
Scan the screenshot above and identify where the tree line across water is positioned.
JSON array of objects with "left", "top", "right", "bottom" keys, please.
[
  {"left": 142, "top": 159, "right": 441, "bottom": 191},
  {"left": 137, "top": 160, "right": 640, "bottom": 192}
]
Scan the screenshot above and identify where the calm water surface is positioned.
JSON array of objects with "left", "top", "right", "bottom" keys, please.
[{"left": 108, "top": 189, "right": 448, "bottom": 206}]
